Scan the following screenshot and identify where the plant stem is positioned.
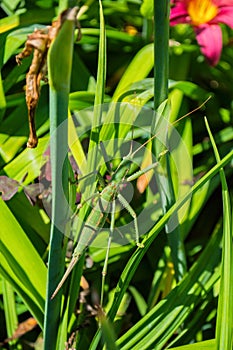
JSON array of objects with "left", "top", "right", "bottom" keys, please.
[
  {"left": 154, "top": 0, "right": 169, "bottom": 110},
  {"left": 43, "top": 8, "right": 78, "bottom": 349},
  {"left": 153, "top": 0, "right": 187, "bottom": 280}
]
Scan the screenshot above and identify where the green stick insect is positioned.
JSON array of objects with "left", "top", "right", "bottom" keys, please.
[
  {"left": 51, "top": 98, "right": 210, "bottom": 303},
  {"left": 51, "top": 130, "right": 165, "bottom": 302}
]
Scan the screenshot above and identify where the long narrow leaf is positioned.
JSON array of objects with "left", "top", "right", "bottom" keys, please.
[
  {"left": 86, "top": 0, "right": 106, "bottom": 180},
  {"left": 0, "top": 199, "right": 46, "bottom": 327},
  {"left": 116, "top": 225, "right": 221, "bottom": 349},
  {"left": 2, "top": 278, "right": 18, "bottom": 345},
  {"left": 113, "top": 44, "right": 153, "bottom": 101},
  {"left": 204, "top": 117, "right": 233, "bottom": 350},
  {"left": 170, "top": 339, "right": 216, "bottom": 350},
  {"left": 89, "top": 149, "right": 233, "bottom": 349}
]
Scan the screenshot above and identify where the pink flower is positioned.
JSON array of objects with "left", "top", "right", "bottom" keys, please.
[{"left": 170, "top": 0, "right": 233, "bottom": 65}]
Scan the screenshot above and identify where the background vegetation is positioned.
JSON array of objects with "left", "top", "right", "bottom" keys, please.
[{"left": 0, "top": 0, "right": 233, "bottom": 349}]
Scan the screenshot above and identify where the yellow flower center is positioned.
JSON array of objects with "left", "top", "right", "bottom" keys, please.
[{"left": 186, "top": 0, "right": 218, "bottom": 26}]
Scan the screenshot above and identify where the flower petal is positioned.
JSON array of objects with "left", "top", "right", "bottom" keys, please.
[
  {"left": 214, "top": 6, "right": 233, "bottom": 27},
  {"left": 195, "top": 24, "right": 222, "bottom": 65},
  {"left": 214, "top": 0, "right": 233, "bottom": 6},
  {"left": 170, "top": 2, "right": 190, "bottom": 25}
]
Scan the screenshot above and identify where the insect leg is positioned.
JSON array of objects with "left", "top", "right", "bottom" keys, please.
[
  {"left": 126, "top": 161, "right": 160, "bottom": 182},
  {"left": 117, "top": 193, "right": 144, "bottom": 248},
  {"left": 51, "top": 254, "right": 80, "bottom": 299},
  {"left": 100, "top": 199, "right": 115, "bottom": 306}
]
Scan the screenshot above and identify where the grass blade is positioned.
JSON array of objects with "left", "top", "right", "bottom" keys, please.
[
  {"left": 85, "top": 0, "right": 106, "bottom": 182},
  {"left": 2, "top": 278, "right": 18, "bottom": 346},
  {"left": 116, "top": 224, "right": 221, "bottom": 349},
  {"left": 0, "top": 198, "right": 46, "bottom": 327},
  {"left": 113, "top": 43, "right": 154, "bottom": 101},
  {"left": 204, "top": 117, "right": 233, "bottom": 350},
  {"left": 170, "top": 339, "right": 216, "bottom": 349},
  {"left": 89, "top": 149, "right": 233, "bottom": 349},
  {"left": 98, "top": 307, "right": 119, "bottom": 350},
  {"left": 0, "top": 72, "right": 6, "bottom": 122},
  {"left": 70, "top": 0, "right": 107, "bottom": 272}
]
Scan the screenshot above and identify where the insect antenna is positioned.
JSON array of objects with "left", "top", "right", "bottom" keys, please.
[{"left": 130, "top": 96, "right": 211, "bottom": 159}]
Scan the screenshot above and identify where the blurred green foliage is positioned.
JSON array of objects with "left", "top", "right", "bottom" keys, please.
[{"left": 0, "top": 0, "right": 233, "bottom": 349}]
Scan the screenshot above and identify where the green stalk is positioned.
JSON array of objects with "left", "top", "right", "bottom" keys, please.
[
  {"left": 154, "top": 0, "right": 169, "bottom": 109},
  {"left": 43, "top": 8, "right": 78, "bottom": 350},
  {"left": 153, "top": 0, "right": 187, "bottom": 280}
]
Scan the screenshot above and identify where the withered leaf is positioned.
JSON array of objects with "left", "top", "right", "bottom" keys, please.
[
  {"left": 23, "top": 182, "right": 44, "bottom": 205},
  {"left": 0, "top": 176, "right": 19, "bottom": 201},
  {"left": 3, "top": 317, "right": 38, "bottom": 343},
  {"left": 16, "top": 7, "right": 81, "bottom": 148}
]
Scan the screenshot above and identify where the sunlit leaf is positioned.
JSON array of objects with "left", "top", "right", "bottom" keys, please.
[{"left": 140, "top": 0, "right": 153, "bottom": 19}]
